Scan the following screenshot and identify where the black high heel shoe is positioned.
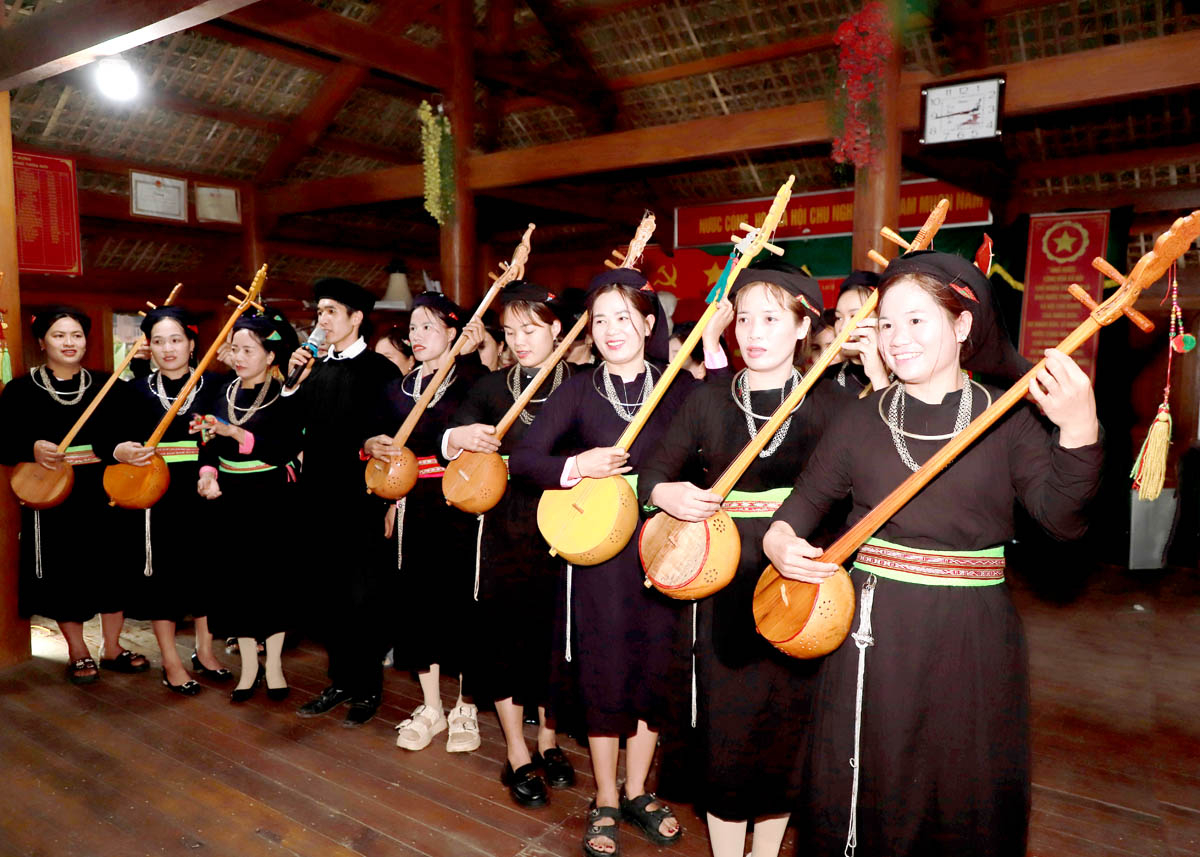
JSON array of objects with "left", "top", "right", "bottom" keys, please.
[
  {"left": 191, "top": 651, "right": 234, "bottom": 682},
  {"left": 265, "top": 676, "right": 290, "bottom": 702},
  {"left": 230, "top": 665, "right": 262, "bottom": 703},
  {"left": 161, "top": 668, "right": 202, "bottom": 696}
]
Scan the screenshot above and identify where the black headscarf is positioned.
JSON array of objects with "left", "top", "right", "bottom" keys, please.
[
  {"left": 412, "top": 292, "right": 466, "bottom": 332},
  {"left": 586, "top": 268, "right": 670, "bottom": 363},
  {"left": 140, "top": 306, "right": 197, "bottom": 341},
  {"left": 881, "top": 249, "right": 1030, "bottom": 383},
  {"left": 499, "top": 279, "right": 557, "bottom": 307},
  {"left": 728, "top": 259, "right": 824, "bottom": 321},
  {"left": 233, "top": 310, "right": 299, "bottom": 368},
  {"left": 839, "top": 270, "right": 880, "bottom": 295},
  {"left": 32, "top": 306, "right": 90, "bottom": 340}
]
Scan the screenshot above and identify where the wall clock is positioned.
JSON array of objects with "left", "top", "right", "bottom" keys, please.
[{"left": 919, "top": 76, "right": 1005, "bottom": 145}]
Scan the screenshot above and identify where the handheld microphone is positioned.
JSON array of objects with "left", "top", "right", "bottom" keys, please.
[{"left": 285, "top": 326, "right": 326, "bottom": 388}]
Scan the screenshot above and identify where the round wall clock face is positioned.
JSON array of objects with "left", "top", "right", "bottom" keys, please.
[{"left": 920, "top": 77, "right": 1004, "bottom": 145}]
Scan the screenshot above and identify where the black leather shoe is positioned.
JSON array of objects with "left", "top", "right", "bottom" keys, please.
[
  {"left": 501, "top": 762, "right": 549, "bottom": 808},
  {"left": 230, "top": 666, "right": 261, "bottom": 703},
  {"left": 297, "top": 685, "right": 351, "bottom": 717},
  {"left": 533, "top": 748, "right": 576, "bottom": 789},
  {"left": 161, "top": 668, "right": 202, "bottom": 696},
  {"left": 342, "top": 694, "right": 382, "bottom": 728},
  {"left": 191, "top": 651, "right": 234, "bottom": 682}
]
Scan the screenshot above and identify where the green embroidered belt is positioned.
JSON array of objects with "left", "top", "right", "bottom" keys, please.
[
  {"left": 852, "top": 537, "right": 1005, "bottom": 587},
  {"left": 218, "top": 457, "right": 276, "bottom": 474},
  {"left": 157, "top": 441, "right": 198, "bottom": 464}
]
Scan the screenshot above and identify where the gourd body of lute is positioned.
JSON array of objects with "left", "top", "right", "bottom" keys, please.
[
  {"left": 536, "top": 475, "right": 638, "bottom": 565},
  {"left": 638, "top": 511, "right": 740, "bottom": 600},
  {"left": 364, "top": 448, "right": 418, "bottom": 499},
  {"left": 103, "top": 455, "right": 171, "bottom": 509},
  {"left": 442, "top": 451, "right": 508, "bottom": 514},
  {"left": 751, "top": 564, "right": 855, "bottom": 658},
  {"left": 10, "top": 461, "right": 75, "bottom": 509}
]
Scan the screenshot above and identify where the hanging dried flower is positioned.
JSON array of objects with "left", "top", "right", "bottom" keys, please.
[
  {"left": 830, "top": 2, "right": 894, "bottom": 170},
  {"left": 418, "top": 101, "right": 455, "bottom": 226}
]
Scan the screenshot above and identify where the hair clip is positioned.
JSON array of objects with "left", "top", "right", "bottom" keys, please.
[
  {"left": 797, "top": 294, "right": 818, "bottom": 316},
  {"left": 949, "top": 281, "right": 979, "bottom": 303}
]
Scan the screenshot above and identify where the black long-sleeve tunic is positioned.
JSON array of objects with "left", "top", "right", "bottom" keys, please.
[
  {"left": 442, "top": 363, "right": 571, "bottom": 706},
  {"left": 773, "top": 383, "right": 1104, "bottom": 857},
  {"left": 637, "top": 375, "right": 839, "bottom": 819},
  {"left": 0, "top": 370, "right": 129, "bottom": 622},
  {"left": 509, "top": 363, "right": 695, "bottom": 736}
]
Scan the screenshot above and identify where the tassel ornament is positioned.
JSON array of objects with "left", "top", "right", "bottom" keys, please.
[{"left": 1131, "top": 404, "right": 1171, "bottom": 501}]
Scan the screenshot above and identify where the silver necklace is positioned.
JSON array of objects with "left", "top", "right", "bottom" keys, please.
[
  {"left": 225, "top": 378, "right": 277, "bottom": 426},
  {"left": 509, "top": 362, "right": 565, "bottom": 425},
  {"left": 408, "top": 364, "right": 455, "bottom": 408},
  {"left": 836, "top": 362, "right": 848, "bottom": 387},
  {"left": 152, "top": 371, "right": 202, "bottom": 414},
  {"left": 600, "top": 362, "right": 653, "bottom": 422},
  {"left": 734, "top": 368, "right": 802, "bottom": 458},
  {"left": 886, "top": 371, "right": 973, "bottom": 472},
  {"left": 32, "top": 365, "right": 90, "bottom": 406}
]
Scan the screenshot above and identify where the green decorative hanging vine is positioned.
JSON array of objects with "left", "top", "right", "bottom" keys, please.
[{"left": 418, "top": 101, "right": 455, "bottom": 226}]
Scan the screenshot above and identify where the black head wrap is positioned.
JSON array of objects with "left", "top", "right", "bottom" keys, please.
[
  {"left": 586, "top": 268, "right": 670, "bottom": 363},
  {"left": 499, "top": 279, "right": 558, "bottom": 307},
  {"left": 412, "top": 292, "right": 466, "bottom": 332},
  {"left": 839, "top": 270, "right": 879, "bottom": 295},
  {"left": 881, "top": 249, "right": 1030, "bottom": 382},
  {"left": 557, "top": 287, "right": 588, "bottom": 327},
  {"left": 32, "top": 306, "right": 91, "bottom": 340},
  {"left": 140, "top": 306, "right": 197, "bottom": 341},
  {"left": 233, "top": 310, "right": 299, "bottom": 368},
  {"left": 728, "top": 259, "right": 824, "bottom": 320},
  {"left": 313, "top": 277, "right": 376, "bottom": 315}
]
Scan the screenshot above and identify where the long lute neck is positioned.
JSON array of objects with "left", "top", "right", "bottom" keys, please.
[
  {"left": 820, "top": 314, "right": 1102, "bottom": 566},
  {"left": 59, "top": 285, "right": 182, "bottom": 452},
  {"left": 494, "top": 312, "right": 589, "bottom": 440},
  {"left": 709, "top": 290, "right": 880, "bottom": 497}
]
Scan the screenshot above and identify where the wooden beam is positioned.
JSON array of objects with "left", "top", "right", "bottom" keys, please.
[
  {"left": 0, "top": 0, "right": 262, "bottom": 91},
  {"left": 1016, "top": 143, "right": 1200, "bottom": 182},
  {"left": 256, "top": 61, "right": 369, "bottom": 183},
  {"left": 521, "top": 0, "right": 616, "bottom": 132},
  {"left": 13, "top": 143, "right": 253, "bottom": 189},
  {"left": 479, "top": 185, "right": 649, "bottom": 228},
  {"left": 608, "top": 32, "right": 837, "bottom": 91},
  {"left": 224, "top": 0, "right": 449, "bottom": 90},
  {"left": 265, "top": 31, "right": 1200, "bottom": 215},
  {"left": 192, "top": 21, "right": 336, "bottom": 72},
  {"left": 265, "top": 240, "right": 393, "bottom": 266},
  {"left": 440, "top": 0, "right": 477, "bottom": 307},
  {"left": 1011, "top": 186, "right": 1200, "bottom": 217}
]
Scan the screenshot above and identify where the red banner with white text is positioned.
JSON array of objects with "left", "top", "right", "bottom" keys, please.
[
  {"left": 13, "top": 150, "right": 82, "bottom": 275},
  {"left": 1018, "top": 211, "right": 1110, "bottom": 381}
]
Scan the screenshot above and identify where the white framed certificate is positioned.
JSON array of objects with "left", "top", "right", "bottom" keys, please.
[
  {"left": 130, "top": 171, "right": 187, "bottom": 221},
  {"left": 195, "top": 184, "right": 241, "bottom": 224}
]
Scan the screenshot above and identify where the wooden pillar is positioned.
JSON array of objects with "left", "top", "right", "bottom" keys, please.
[
  {"left": 0, "top": 91, "right": 31, "bottom": 668},
  {"left": 850, "top": 14, "right": 902, "bottom": 272},
  {"left": 241, "top": 186, "right": 266, "bottom": 280},
  {"left": 439, "top": 0, "right": 477, "bottom": 308}
]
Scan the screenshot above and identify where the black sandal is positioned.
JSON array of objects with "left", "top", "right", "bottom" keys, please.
[
  {"left": 190, "top": 651, "right": 233, "bottom": 682},
  {"left": 66, "top": 657, "right": 99, "bottom": 685},
  {"left": 619, "top": 792, "right": 681, "bottom": 846},
  {"left": 582, "top": 802, "right": 621, "bottom": 857},
  {"left": 99, "top": 650, "right": 150, "bottom": 673}
]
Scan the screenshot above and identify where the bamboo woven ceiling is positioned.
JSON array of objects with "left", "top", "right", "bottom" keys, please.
[{"left": 4, "top": 0, "right": 1200, "bottom": 285}]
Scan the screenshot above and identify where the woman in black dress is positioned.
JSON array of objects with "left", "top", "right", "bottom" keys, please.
[
  {"left": 763, "top": 250, "right": 1103, "bottom": 857},
  {"left": 826, "top": 271, "right": 890, "bottom": 395},
  {"left": 639, "top": 265, "right": 833, "bottom": 857},
  {"left": 441, "top": 282, "right": 575, "bottom": 808},
  {"left": 115, "top": 307, "right": 231, "bottom": 694},
  {"left": 192, "top": 312, "right": 301, "bottom": 702},
  {"left": 363, "top": 292, "right": 484, "bottom": 753},
  {"left": 510, "top": 270, "right": 693, "bottom": 857},
  {"left": 0, "top": 307, "right": 147, "bottom": 683}
]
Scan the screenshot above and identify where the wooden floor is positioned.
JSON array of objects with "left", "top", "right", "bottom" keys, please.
[{"left": 0, "top": 564, "right": 1195, "bottom": 857}]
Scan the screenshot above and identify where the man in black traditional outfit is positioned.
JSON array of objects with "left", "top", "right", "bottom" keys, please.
[{"left": 285, "top": 278, "right": 401, "bottom": 726}]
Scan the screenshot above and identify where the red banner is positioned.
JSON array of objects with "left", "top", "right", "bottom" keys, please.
[
  {"left": 13, "top": 151, "right": 82, "bottom": 275},
  {"left": 674, "top": 178, "right": 991, "bottom": 248},
  {"left": 1018, "top": 211, "right": 1110, "bottom": 381}
]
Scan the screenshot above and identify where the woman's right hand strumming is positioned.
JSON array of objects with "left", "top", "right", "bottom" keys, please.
[
  {"left": 763, "top": 521, "right": 838, "bottom": 584},
  {"left": 650, "top": 481, "right": 723, "bottom": 522},
  {"left": 114, "top": 441, "right": 156, "bottom": 466},
  {"left": 446, "top": 423, "right": 500, "bottom": 456},
  {"left": 364, "top": 434, "right": 402, "bottom": 461},
  {"left": 573, "top": 446, "right": 630, "bottom": 479},
  {"left": 32, "top": 440, "right": 64, "bottom": 470}
]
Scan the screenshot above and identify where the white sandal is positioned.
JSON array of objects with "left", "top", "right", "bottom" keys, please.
[
  {"left": 395, "top": 704, "right": 447, "bottom": 751},
  {"left": 445, "top": 703, "right": 481, "bottom": 753}
]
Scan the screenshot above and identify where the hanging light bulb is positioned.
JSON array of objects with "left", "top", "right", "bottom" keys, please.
[{"left": 94, "top": 57, "right": 139, "bottom": 102}]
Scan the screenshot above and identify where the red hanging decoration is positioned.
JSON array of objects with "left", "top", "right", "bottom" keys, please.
[{"left": 831, "top": 2, "right": 894, "bottom": 169}]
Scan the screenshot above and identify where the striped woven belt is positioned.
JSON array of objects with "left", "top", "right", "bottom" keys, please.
[
  {"left": 63, "top": 444, "right": 100, "bottom": 466},
  {"left": 721, "top": 487, "right": 789, "bottom": 518},
  {"left": 417, "top": 454, "right": 445, "bottom": 479},
  {"left": 218, "top": 457, "right": 276, "bottom": 474},
  {"left": 853, "top": 537, "right": 1006, "bottom": 587},
  {"left": 157, "top": 441, "right": 198, "bottom": 464}
]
